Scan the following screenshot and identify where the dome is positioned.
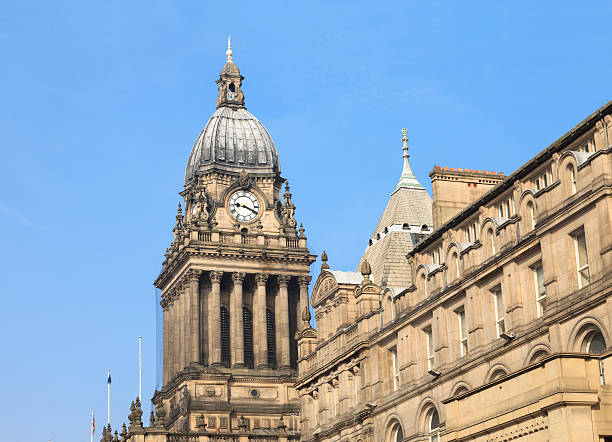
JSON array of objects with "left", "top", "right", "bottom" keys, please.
[{"left": 184, "top": 106, "right": 280, "bottom": 184}]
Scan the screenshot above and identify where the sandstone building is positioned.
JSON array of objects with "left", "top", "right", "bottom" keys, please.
[
  {"left": 107, "top": 43, "right": 612, "bottom": 442},
  {"left": 296, "top": 101, "right": 612, "bottom": 442},
  {"left": 107, "top": 41, "right": 315, "bottom": 442}
]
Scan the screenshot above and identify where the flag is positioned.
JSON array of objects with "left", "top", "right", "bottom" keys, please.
[
  {"left": 91, "top": 410, "right": 95, "bottom": 435},
  {"left": 107, "top": 370, "right": 111, "bottom": 385}
]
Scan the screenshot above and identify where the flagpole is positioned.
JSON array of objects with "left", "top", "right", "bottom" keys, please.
[
  {"left": 138, "top": 336, "right": 142, "bottom": 400},
  {"left": 107, "top": 369, "right": 111, "bottom": 425},
  {"left": 91, "top": 410, "right": 94, "bottom": 442}
]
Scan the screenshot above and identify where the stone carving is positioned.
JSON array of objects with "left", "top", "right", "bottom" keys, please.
[
  {"left": 237, "top": 415, "right": 249, "bottom": 431},
  {"left": 278, "top": 274, "right": 291, "bottom": 287},
  {"left": 256, "top": 273, "right": 269, "bottom": 285},
  {"left": 209, "top": 271, "right": 223, "bottom": 283},
  {"left": 237, "top": 169, "right": 253, "bottom": 189},
  {"left": 190, "top": 186, "right": 214, "bottom": 224},
  {"left": 179, "top": 385, "right": 191, "bottom": 416},
  {"left": 196, "top": 414, "right": 208, "bottom": 431},
  {"left": 321, "top": 251, "right": 330, "bottom": 269},
  {"left": 232, "top": 272, "right": 246, "bottom": 284},
  {"left": 155, "top": 401, "right": 166, "bottom": 427}
]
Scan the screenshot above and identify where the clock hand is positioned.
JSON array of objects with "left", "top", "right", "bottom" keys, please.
[{"left": 235, "top": 202, "right": 258, "bottom": 214}]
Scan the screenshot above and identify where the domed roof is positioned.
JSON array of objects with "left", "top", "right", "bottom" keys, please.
[
  {"left": 184, "top": 40, "right": 281, "bottom": 184},
  {"left": 184, "top": 106, "right": 280, "bottom": 184}
]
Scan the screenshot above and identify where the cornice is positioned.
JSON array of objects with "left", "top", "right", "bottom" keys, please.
[{"left": 410, "top": 101, "right": 612, "bottom": 256}]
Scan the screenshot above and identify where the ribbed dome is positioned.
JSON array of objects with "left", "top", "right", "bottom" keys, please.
[{"left": 184, "top": 106, "right": 280, "bottom": 184}]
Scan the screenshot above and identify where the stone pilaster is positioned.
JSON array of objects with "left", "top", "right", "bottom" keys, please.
[
  {"left": 182, "top": 275, "right": 191, "bottom": 369},
  {"left": 255, "top": 273, "right": 269, "bottom": 368},
  {"left": 209, "top": 271, "right": 223, "bottom": 367},
  {"left": 277, "top": 275, "right": 291, "bottom": 368},
  {"left": 161, "top": 297, "right": 169, "bottom": 384},
  {"left": 231, "top": 272, "right": 246, "bottom": 367},
  {"left": 187, "top": 269, "right": 201, "bottom": 365}
]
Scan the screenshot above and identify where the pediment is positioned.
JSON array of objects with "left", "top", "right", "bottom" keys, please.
[{"left": 311, "top": 272, "right": 339, "bottom": 307}]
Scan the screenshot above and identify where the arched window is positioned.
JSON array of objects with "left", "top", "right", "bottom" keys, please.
[
  {"left": 220, "top": 306, "right": 231, "bottom": 367},
  {"left": 266, "top": 308, "right": 277, "bottom": 368},
  {"left": 527, "top": 201, "right": 536, "bottom": 230},
  {"left": 420, "top": 273, "right": 428, "bottom": 299},
  {"left": 453, "top": 385, "right": 469, "bottom": 397},
  {"left": 489, "top": 368, "right": 507, "bottom": 382},
  {"left": 426, "top": 408, "right": 441, "bottom": 442},
  {"left": 584, "top": 330, "right": 607, "bottom": 354},
  {"left": 243, "top": 307, "right": 254, "bottom": 368},
  {"left": 528, "top": 349, "right": 549, "bottom": 365},
  {"left": 452, "top": 252, "right": 459, "bottom": 280},
  {"left": 567, "top": 164, "right": 577, "bottom": 195},
  {"left": 389, "top": 422, "right": 403, "bottom": 442}
]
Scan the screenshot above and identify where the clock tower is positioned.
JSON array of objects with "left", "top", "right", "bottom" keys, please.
[{"left": 153, "top": 40, "right": 316, "bottom": 436}]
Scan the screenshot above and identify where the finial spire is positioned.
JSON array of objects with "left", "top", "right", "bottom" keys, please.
[
  {"left": 394, "top": 128, "right": 424, "bottom": 192},
  {"left": 226, "top": 36, "right": 233, "bottom": 62}
]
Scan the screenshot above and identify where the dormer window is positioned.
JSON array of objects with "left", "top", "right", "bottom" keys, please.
[{"left": 534, "top": 169, "right": 550, "bottom": 191}]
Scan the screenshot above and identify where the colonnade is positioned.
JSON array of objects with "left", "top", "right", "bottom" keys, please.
[{"left": 162, "top": 270, "right": 311, "bottom": 383}]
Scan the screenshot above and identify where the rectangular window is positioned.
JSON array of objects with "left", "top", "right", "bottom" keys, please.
[
  {"left": 492, "top": 288, "right": 505, "bottom": 337},
  {"left": 390, "top": 347, "right": 399, "bottom": 391},
  {"left": 505, "top": 200, "right": 511, "bottom": 218},
  {"left": 457, "top": 308, "right": 468, "bottom": 356},
  {"left": 424, "top": 327, "right": 434, "bottom": 370},
  {"left": 498, "top": 204, "right": 504, "bottom": 218},
  {"left": 573, "top": 230, "right": 590, "bottom": 288},
  {"left": 532, "top": 264, "right": 546, "bottom": 318},
  {"left": 471, "top": 223, "right": 478, "bottom": 242},
  {"left": 542, "top": 172, "right": 548, "bottom": 187},
  {"left": 465, "top": 226, "right": 471, "bottom": 243},
  {"left": 535, "top": 176, "right": 541, "bottom": 191}
]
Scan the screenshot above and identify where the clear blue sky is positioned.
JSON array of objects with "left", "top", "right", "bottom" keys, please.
[{"left": 1, "top": 1, "right": 610, "bottom": 440}]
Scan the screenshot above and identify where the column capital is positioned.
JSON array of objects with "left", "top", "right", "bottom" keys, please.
[
  {"left": 298, "top": 275, "right": 312, "bottom": 288},
  {"left": 187, "top": 269, "right": 202, "bottom": 282},
  {"left": 256, "top": 274, "right": 269, "bottom": 286},
  {"left": 232, "top": 272, "right": 246, "bottom": 284},
  {"left": 277, "top": 275, "right": 291, "bottom": 287},
  {"left": 209, "top": 270, "right": 223, "bottom": 283}
]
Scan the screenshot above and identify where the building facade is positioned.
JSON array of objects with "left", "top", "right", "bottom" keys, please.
[
  {"left": 108, "top": 42, "right": 316, "bottom": 442},
  {"left": 106, "top": 44, "right": 612, "bottom": 442},
  {"left": 295, "top": 102, "right": 612, "bottom": 442}
]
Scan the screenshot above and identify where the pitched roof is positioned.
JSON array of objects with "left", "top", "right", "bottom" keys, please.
[{"left": 358, "top": 135, "right": 433, "bottom": 288}]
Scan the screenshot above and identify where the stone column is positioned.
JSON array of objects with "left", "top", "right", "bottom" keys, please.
[
  {"left": 277, "top": 275, "right": 291, "bottom": 369},
  {"left": 183, "top": 276, "right": 192, "bottom": 368},
  {"left": 162, "top": 299, "right": 169, "bottom": 384},
  {"left": 254, "top": 274, "right": 269, "bottom": 368},
  {"left": 187, "top": 270, "right": 201, "bottom": 365},
  {"left": 231, "top": 272, "right": 246, "bottom": 367},
  {"left": 209, "top": 271, "right": 223, "bottom": 367},
  {"left": 176, "top": 286, "right": 184, "bottom": 373},
  {"left": 170, "top": 293, "right": 178, "bottom": 378},
  {"left": 298, "top": 276, "right": 311, "bottom": 327}
]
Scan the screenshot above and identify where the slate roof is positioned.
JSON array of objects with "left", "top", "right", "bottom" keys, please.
[
  {"left": 185, "top": 106, "right": 280, "bottom": 184},
  {"left": 358, "top": 149, "right": 433, "bottom": 289}
]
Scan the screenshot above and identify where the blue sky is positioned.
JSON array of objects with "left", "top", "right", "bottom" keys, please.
[{"left": 1, "top": 1, "right": 611, "bottom": 441}]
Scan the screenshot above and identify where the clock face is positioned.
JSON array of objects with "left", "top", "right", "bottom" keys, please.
[{"left": 228, "top": 190, "right": 260, "bottom": 222}]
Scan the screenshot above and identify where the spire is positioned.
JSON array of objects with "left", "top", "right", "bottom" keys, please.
[
  {"left": 394, "top": 128, "right": 424, "bottom": 192},
  {"left": 216, "top": 38, "right": 245, "bottom": 109},
  {"left": 226, "top": 36, "right": 232, "bottom": 62}
]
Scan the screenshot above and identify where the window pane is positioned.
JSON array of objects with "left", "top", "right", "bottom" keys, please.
[
  {"left": 576, "top": 233, "right": 588, "bottom": 267},
  {"left": 495, "top": 291, "right": 504, "bottom": 319},
  {"left": 537, "top": 266, "right": 545, "bottom": 295},
  {"left": 429, "top": 410, "right": 440, "bottom": 430},
  {"left": 579, "top": 268, "right": 590, "bottom": 286},
  {"left": 588, "top": 332, "right": 606, "bottom": 354}
]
